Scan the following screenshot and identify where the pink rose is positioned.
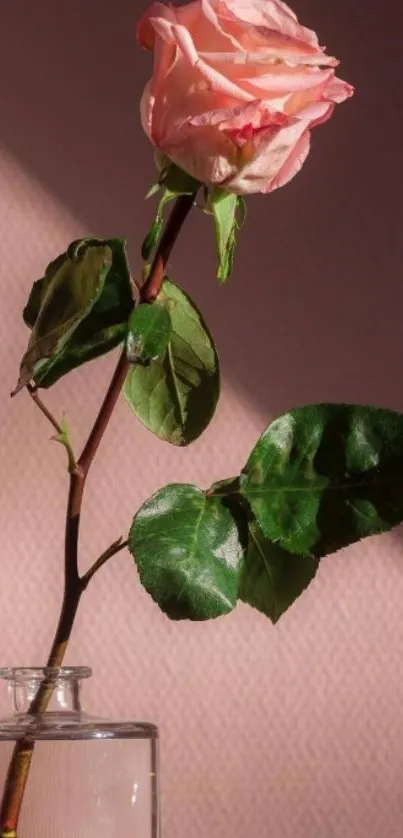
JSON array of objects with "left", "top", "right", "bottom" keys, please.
[{"left": 138, "top": 0, "right": 354, "bottom": 195}]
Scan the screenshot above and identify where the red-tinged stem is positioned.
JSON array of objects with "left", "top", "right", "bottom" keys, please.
[
  {"left": 141, "top": 192, "right": 195, "bottom": 302},
  {"left": 0, "top": 193, "right": 195, "bottom": 837}
]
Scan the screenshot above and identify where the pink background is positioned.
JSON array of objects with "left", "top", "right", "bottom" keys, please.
[{"left": 1, "top": 1, "right": 403, "bottom": 835}]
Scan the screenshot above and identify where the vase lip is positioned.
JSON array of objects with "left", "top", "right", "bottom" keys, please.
[{"left": 0, "top": 666, "right": 92, "bottom": 682}]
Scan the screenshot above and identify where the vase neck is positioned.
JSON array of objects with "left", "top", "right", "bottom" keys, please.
[{"left": 0, "top": 667, "right": 91, "bottom": 715}]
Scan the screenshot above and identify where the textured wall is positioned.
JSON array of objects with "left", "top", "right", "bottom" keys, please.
[{"left": 1, "top": 1, "right": 403, "bottom": 836}]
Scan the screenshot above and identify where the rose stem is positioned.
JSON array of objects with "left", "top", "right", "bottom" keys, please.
[{"left": 0, "top": 191, "right": 196, "bottom": 838}]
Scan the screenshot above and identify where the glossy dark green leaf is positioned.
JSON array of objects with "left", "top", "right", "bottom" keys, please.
[
  {"left": 126, "top": 302, "right": 171, "bottom": 364},
  {"left": 13, "top": 244, "right": 110, "bottom": 393},
  {"left": 17, "top": 238, "right": 134, "bottom": 389},
  {"left": 23, "top": 252, "right": 67, "bottom": 329},
  {"left": 124, "top": 279, "right": 220, "bottom": 446},
  {"left": 210, "top": 189, "right": 243, "bottom": 283},
  {"left": 239, "top": 521, "right": 319, "bottom": 622},
  {"left": 209, "top": 476, "right": 241, "bottom": 497},
  {"left": 240, "top": 404, "right": 403, "bottom": 557},
  {"left": 129, "top": 484, "right": 243, "bottom": 620}
]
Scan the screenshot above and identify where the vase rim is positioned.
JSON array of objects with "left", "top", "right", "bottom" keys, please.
[{"left": 0, "top": 666, "right": 92, "bottom": 682}]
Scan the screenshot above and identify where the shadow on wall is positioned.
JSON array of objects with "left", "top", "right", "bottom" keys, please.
[{"left": 0, "top": 0, "right": 402, "bottom": 418}]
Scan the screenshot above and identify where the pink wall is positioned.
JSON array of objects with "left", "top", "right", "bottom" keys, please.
[{"left": 1, "top": 1, "right": 403, "bottom": 835}]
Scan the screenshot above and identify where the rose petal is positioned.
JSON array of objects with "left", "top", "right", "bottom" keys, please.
[
  {"left": 283, "top": 72, "right": 338, "bottom": 116},
  {"left": 201, "top": 0, "right": 244, "bottom": 49},
  {"left": 268, "top": 127, "right": 311, "bottom": 190},
  {"left": 221, "top": 0, "right": 319, "bottom": 47},
  {"left": 140, "top": 79, "right": 155, "bottom": 137},
  {"left": 294, "top": 101, "right": 334, "bottom": 124},
  {"left": 161, "top": 125, "right": 238, "bottom": 184},
  {"left": 240, "top": 67, "right": 335, "bottom": 97},
  {"left": 150, "top": 16, "right": 254, "bottom": 102},
  {"left": 199, "top": 48, "right": 338, "bottom": 68},
  {"left": 137, "top": 2, "right": 177, "bottom": 50},
  {"left": 225, "top": 117, "right": 308, "bottom": 193},
  {"left": 288, "top": 74, "right": 354, "bottom": 121},
  {"left": 189, "top": 99, "right": 263, "bottom": 128},
  {"left": 199, "top": 1, "right": 338, "bottom": 69},
  {"left": 323, "top": 76, "right": 355, "bottom": 104},
  {"left": 175, "top": 0, "right": 202, "bottom": 29},
  {"left": 139, "top": 9, "right": 180, "bottom": 144}
]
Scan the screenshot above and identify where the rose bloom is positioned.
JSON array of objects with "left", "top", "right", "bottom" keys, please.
[{"left": 138, "top": 0, "right": 354, "bottom": 195}]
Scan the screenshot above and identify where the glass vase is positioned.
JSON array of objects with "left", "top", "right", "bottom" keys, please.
[{"left": 0, "top": 667, "right": 159, "bottom": 837}]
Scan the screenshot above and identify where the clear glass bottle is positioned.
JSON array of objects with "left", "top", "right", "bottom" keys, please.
[{"left": 0, "top": 667, "right": 159, "bottom": 838}]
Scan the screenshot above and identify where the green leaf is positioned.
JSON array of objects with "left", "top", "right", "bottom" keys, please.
[
  {"left": 154, "top": 154, "right": 201, "bottom": 194},
  {"left": 142, "top": 163, "right": 200, "bottom": 261},
  {"left": 126, "top": 302, "right": 171, "bottom": 364},
  {"left": 14, "top": 243, "right": 111, "bottom": 393},
  {"left": 124, "top": 279, "right": 220, "bottom": 446},
  {"left": 161, "top": 162, "right": 200, "bottom": 196},
  {"left": 23, "top": 253, "right": 67, "bottom": 329},
  {"left": 145, "top": 182, "right": 161, "bottom": 200},
  {"left": 141, "top": 190, "right": 176, "bottom": 261},
  {"left": 51, "top": 415, "right": 76, "bottom": 472},
  {"left": 210, "top": 189, "right": 243, "bottom": 283},
  {"left": 16, "top": 238, "right": 134, "bottom": 390},
  {"left": 129, "top": 484, "right": 243, "bottom": 620},
  {"left": 209, "top": 476, "right": 241, "bottom": 497},
  {"left": 240, "top": 404, "right": 403, "bottom": 557},
  {"left": 239, "top": 521, "right": 319, "bottom": 622},
  {"left": 237, "top": 196, "right": 247, "bottom": 228}
]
